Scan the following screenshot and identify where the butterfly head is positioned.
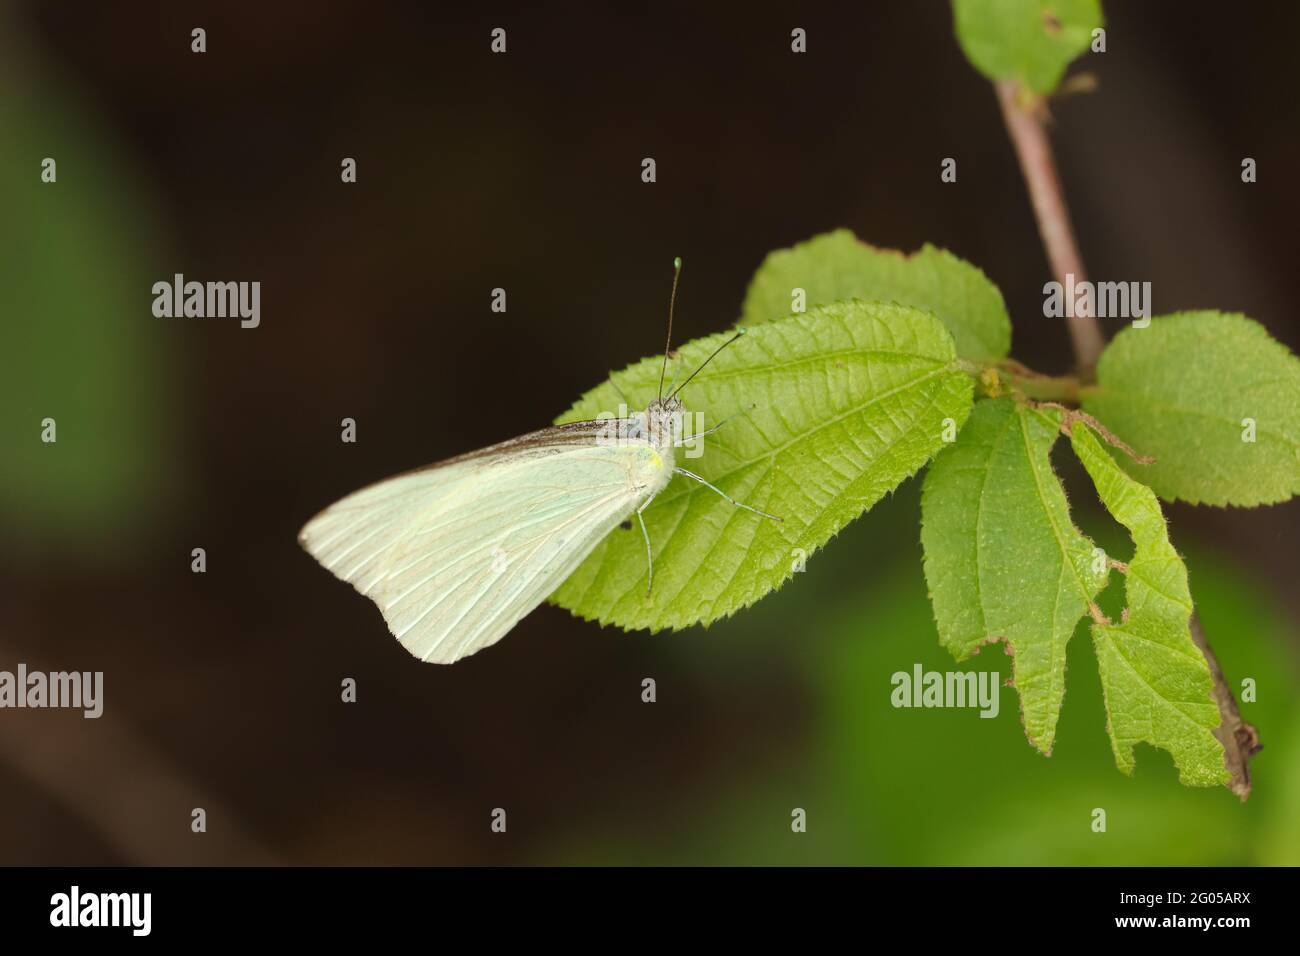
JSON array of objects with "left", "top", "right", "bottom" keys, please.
[{"left": 644, "top": 396, "right": 683, "bottom": 449}]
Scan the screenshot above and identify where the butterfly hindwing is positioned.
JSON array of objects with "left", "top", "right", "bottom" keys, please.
[
  {"left": 300, "top": 422, "right": 673, "bottom": 663},
  {"left": 378, "top": 450, "right": 641, "bottom": 662}
]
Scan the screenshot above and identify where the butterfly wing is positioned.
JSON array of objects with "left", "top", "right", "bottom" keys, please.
[
  {"left": 300, "top": 422, "right": 670, "bottom": 663},
  {"left": 376, "top": 450, "right": 645, "bottom": 663},
  {"left": 298, "top": 464, "right": 469, "bottom": 598}
]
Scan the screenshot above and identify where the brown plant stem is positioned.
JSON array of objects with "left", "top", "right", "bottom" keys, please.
[
  {"left": 1189, "top": 614, "right": 1262, "bottom": 801},
  {"left": 996, "top": 78, "right": 1259, "bottom": 798},
  {"left": 995, "top": 80, "right": 1105, "bottom": 374}
]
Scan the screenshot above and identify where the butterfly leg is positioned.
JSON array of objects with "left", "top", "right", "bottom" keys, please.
[
  {"left": 636, "top": 491, "right": 660, "bottom": 596},
  {"left": 674, "top": 404, "right": 756, "bottom": 447},
  {"left": 676, "top": 415, "right": 733, "bottom": 445},
  {"left": 672, "top": 467, "right": 783, "bottom": 522}
]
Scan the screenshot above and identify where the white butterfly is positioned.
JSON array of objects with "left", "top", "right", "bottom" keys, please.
[{"left": 299, "top": 262, "right": 779, "bottom": 664}]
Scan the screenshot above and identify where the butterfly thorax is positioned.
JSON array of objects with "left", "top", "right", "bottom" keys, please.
[
  {"left": 591, "top": 397, "right": 679, "bottom": 493},
  {"left": 642, "top": 396, "right": 683, "bottom": 450},
  {"left": 601, "top": 396, "right": 682, "bottom": 451}
]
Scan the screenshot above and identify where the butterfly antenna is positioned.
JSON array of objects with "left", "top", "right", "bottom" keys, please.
[
  {"left": 667, "top": 328, "right": 746, "bottom": 402},
  {"left": 657, "top": 256, "right": 682, "bottom": 402}
]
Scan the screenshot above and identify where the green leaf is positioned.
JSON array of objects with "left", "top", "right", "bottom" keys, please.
[
  {"left": 921, "top": 397, "right": 1107, "bottom": 753},
  {"left": 551, "top": 301, "right": 975, "bottom": 631},
  {"left": 739, "top": 229, "right": 1011, "bottom": 364},
  {"left": 1069, "top": 423, "right": 1229, "bottom": 786},
  {"left": 951, "top": 0, "right": 1102, "bottom": 94},
  {"left": 1082, "top": 312, "right": 1300, "bottom": 507}
]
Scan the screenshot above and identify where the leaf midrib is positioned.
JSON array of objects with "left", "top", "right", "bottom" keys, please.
[
  {"left": 613, "top": 343, "right": 951, "bottom": 404},
  {"left": 651, "top": 361, "right": 955, "bottom": 509},
  {"left": 613, "top": 364, "right": 959, "bottom": 623},
  {"left": 1017, "top": 408, "right": 1093, "bottom": 607}
]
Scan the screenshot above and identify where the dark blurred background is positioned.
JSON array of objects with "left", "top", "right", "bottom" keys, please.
[{"left": 2, "top": 1, "right": 1297, "bottom": 865}]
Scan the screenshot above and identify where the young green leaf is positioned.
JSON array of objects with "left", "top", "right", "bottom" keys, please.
[
  {"left": 951, "top": 0, "right": 1102, "bottom": 95},
  {"left": 1081, "top": 312, "right": 1300, "bottom": 507},
  {"left": 1069, "top": 423, "right": 1229, "bottom": 787},
  {"left": 551, "top": 301, "right": 975, "bottom": 631},
  {"left": 921, "top": 397, "right": 1107, "bottom": 754},
  {"left": 739, "top": 229, "right": 1011, "bottom": 364}
]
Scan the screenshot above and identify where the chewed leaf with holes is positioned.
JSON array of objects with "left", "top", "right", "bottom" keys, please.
[
  {"left": 550, "top": 302, "right": 974, "bottom": 631},
  {"left": 1082, "top": 312, "right": 1300, "bottom": 507},
  {"left": 921, "top": 398, "right": 1107, "bottom": 753},
  {"left": 1070, "top": 424, "right": 1228, "bottom": 786},
  {"left": 951, "top": 0, "right": 1102, "bottom": 94},
  {"left": 740, "top": 229, "right": 1011, "bottom": 363}
]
